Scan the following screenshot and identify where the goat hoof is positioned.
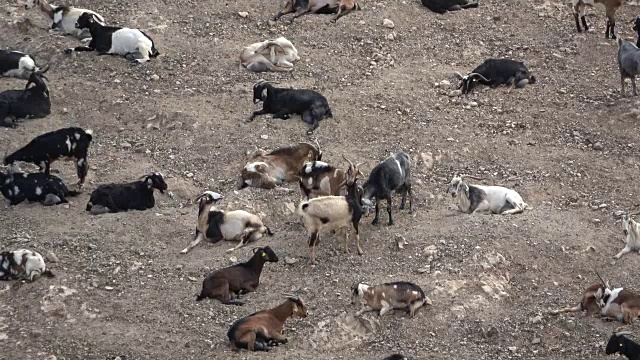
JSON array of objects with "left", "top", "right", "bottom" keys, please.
[{"left": 63, "top": 49, "right": 73, "bottom": 55}]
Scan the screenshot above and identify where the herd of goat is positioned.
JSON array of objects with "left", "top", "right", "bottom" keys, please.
[{"left": 2, "top": 0, "right": 640, "bottom": 357}]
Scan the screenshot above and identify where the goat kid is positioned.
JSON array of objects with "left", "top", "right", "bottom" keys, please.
[
  {"left": 86, "top": 172, "right": 167, "bottom": 214},
  {"left": 0, "top": 50, "right": 45, "bottom": 80},
  {"left": 240, "top": 37, "right": 300, "bottom": 73},
  {"left": 421, "top": 0, "right": 479, "bottom": 14},
  {"left": 0, "top": 166, "right": 79, "bottom": 206},
  {"left": 181, "top": 191, "right": 273, "bottom": 254},
  {"left": 272, "top": 0, "right": 362, "bottom": 23},
  {"left": 615, "top": 211, "right": 640, "bottom": 259},
  {"left": 447, "top": 175, "right": 530, "bottom": 215},
  {"left": 0, "top": 70, "right": 51, "bottom": 127},
  {"left": 25, "top": 0, "right": 105, "bottom": 41},
  {"left": 606, "top": 330, "right": 640, "bottom": 359},
  {"left": 572, "top": 0, "right": 623, "bottom": 39},
  {"left": 618, "top": 37, "right": 640, "bottom": 96},
  {"left": 299, "top": 160, "right": 348, "bottom": 200},
  {"left": 455, "top": 59, "right": 536, "bottom": 94},
  {"left": 361, "top": 152, "right": 412, "bottom": 226},
  {"left": 351, "top": 281, "right": 432, "bottom": 317},
  {"left": 0, "top": 249, "right": 54, "bottom": 281}
]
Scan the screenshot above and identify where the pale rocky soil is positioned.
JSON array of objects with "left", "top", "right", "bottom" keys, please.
[{"left": 2, "top": 0, "right": 640, "bottom": 359}]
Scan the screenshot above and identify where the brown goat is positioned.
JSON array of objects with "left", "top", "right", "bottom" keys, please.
[
  {"left": 550, "top": 283, "right": 606, "bottom": 316},
  {"left": 351, "top": 281, "right": 431, "bottom": 318},
  {"left": 572, "top": 0, "right": 623, "bottom": 39},
  {"left": 272, "top": 0, "right": 361, "bottom": 23},
  {"left": 239, "top": 141, "right": 322, "bottom": 190},
  {"left": 227, "top": 295, "right": 308, "bottom": 351},
  {"left": 298, "top": 159, "right": 350, "bottom": 200}
]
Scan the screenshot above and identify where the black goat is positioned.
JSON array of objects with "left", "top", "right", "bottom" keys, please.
[
  {"left": 0, "top": 167, "right": 79, "bottom": 206},
  {"left": 85, "top": 172, "right": 167, "bottom": 214},
  {"left": 4, "top": 127, "right": 93, "bottom": 187},
  {"left": 361, "top": 152, "right": 412, "bottom": 226},
  {"left": 455, "top": 58, "right": 536, "bottom": 94},
  {"left": 247, "top": 79, "right": 333, "bottom": 134},
  {"left": 383, "top": 355, "right": 409, "bottom": 360},
  {"left": 0, "top": 71, "right": 51, "bottom": 127},
  {"left": 421, "top": 0, "right": 478, "bottom": 14},
  {"left": 606, "top": 331, "right": 640, "bottom": 359},
  {"left": 0, "top": 50, "right": 44, "bottom": 80},
  {"left": 196, "top": 246, "right": 279, "bottom": 305},
  {"left": 633, "top": 16, "right": 640, "bottom": 48}
]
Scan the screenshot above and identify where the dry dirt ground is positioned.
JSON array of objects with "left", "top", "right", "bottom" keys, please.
[{"left": 3, "top": 0, "right": 640, "bottom": 358}]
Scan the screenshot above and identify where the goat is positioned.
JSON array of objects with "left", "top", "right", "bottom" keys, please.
[
  {"left": 64, "top": 13, "right": 159, "bottom": 64},
  {"left": 0, "top": 166, "right": 79, "bottom": 206},
  {"left": 0, "top": 71, "right": 50, "bottom": 127},
  {"left": 351, "top": 281, "right": 432, "bottom": 317},
  {"left": 298, "top": 157, "right": 364, "bottom": 264},
  {"left": 447, "top": 175, "right": 530, "bottom": 215},
  {"left": 272, "top": 0, "right": 362, "bottom": 23},
  {"left": 606, "top": 330, "right": 640, "bottom": 359},
  {"left": 25, "top": 0, "right": 105, "bottom": 41},
  {"left": 227, "top": 294, "right": 307, "bottom": 351},
  {"left": 299, "top": 160, "right": 348, "bottom": 200},
  {"left": 618, "top": 37, "right": 640, "bottom": 97},
  {"left": 572, "top": 0, "right": 623, "bottom": 39},
  {"left": 614, "top": 211, "right": 640, "bottom": 259},
  {"left": 455, "top": 59, "right": 536, "bottom": 94},
  {"left": 633, "top": 16, "right": 640, "bottom": 48},
  {"left": 421, "top": 0, "right": 479, "bottom": 14},
  {"left": 180, "top": 191, "right": 273, "bottom": 254},
  {"left": 240, "top": 37, "right": 300, "bottom": 73},
  {"left": 594, "top": 273, "right": 640, "bottom": 324},
  {"left": 0, "top": 249, "right": 54, "bottom": 281},
  {"left": 551, "top": 283, "right": 608, "bottom": 316},
  {"left": 240, "top": 141, "right": 322, "bottom": 190},
  {"left": 248, "top": 79, "right": 333, "bottom": 134},
  {"left": 361, "top": 152, "right": 412, "bottom": 226},
  {"left": 85, "top": 172, "right": 167, "bottom": 214},
  {"left": 0, "top": 50, "right": 45, "bottom": 80},
  {"left": 4, "top": 127, "right": 93, "bottom": 188},
  {"left": 196, "top": 246, "right": 279, "bottom": 305},
  {"left": 383, "top": 356, "right": 409, "bottom": 360}
]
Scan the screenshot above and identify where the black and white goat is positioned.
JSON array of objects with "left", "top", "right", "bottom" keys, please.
[
  {"left": 4, "top": 127, "right": 93, "bottom": 187},
  {"left": 606, "top": 330, "right": 640, "bottom": 359},
  {"left": 0, "top": 50, "right": 45, "bottom": 80},
  {"left": 597, "top": 280, "right": 640, "bottom": 325},
  {"left": 64, "top": 13, "right": 160, "bottom": 64},
  {"left": 85, "top": 172, "right": 167, "bottom": 214},
  {"left": 0, "top": 166, "right": 79, "bottom": 206},
  {"left": 455, "top": 59, "right": 536, "bottom": 94},
  {"left": 248, "top": 79, "right": 333, "bottom": 134},
  {"left": 0, "top": 71, "right": 51, "bottom": 127},
  {"left": 0, "top": 249, "right": 54, "bottom": 281},
  {"left": 351, "top": 281, "right": 431, "bottom": 317},
  {"left": 361, "top": 152, "right": 412, "bottom": 226},
  {"left": 447, "top": 175, "right": 530, "bottom": 215},
  {"left": 421, "top": 0, "right": 479, "bottom": 14},
  {"left": 181, "top": 191, "right": 274, "bottom": 254},
  {"left": 25, "top": 0, "right": 105, "bottom": 41}
]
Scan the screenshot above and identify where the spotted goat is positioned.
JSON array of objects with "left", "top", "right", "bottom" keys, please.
[
  {"left": 0, "top": 249, "right": 54, "bottom": 281},
  {"left": 0, "top": 166, "right": 80, "bottom": 206},
  {"left": 351, "top": 281, "right": 432, "bottom": 317}
]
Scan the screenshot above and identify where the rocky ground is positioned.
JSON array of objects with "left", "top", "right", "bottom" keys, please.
[{"left": 2, "top": 0, "right": 640, "bottom": 359}]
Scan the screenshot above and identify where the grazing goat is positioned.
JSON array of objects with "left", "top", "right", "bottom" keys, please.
[
  {"left": 85, "top": 172, "right": 167, "bottom": 214},
  {"left": 606, "top": 330, "right": 640, "bottom": 359},
  {"left": 25, "top": 0, "right": 105, "bottom": 41},
  {"left": 227, "top": 294, "right": 307, "bottom": 351},
  {"left": 447, "top": 175, "right": 530, "bottom": 215},
  {"left": 4, "top": 127, "right": 93, "bottom": 187},
  {"left": 0, "top": 50, "right": 45, "bottom": 80},
  {"left": 551, "top": 283, "right": 608, "bottom": 316},
  {"left": 421, "top": 0, "right": 479, "bottom": 14},
  {"left": 0, "top": 249, "right": 54, "bottom": 281},
  {"left": 248, "top": 79, "right": 333, "bottom": 133},
  {"left": 361, "top": 152, "right": 412, "bottom": 226},
  {"left": 618, "top": 37, "right": 640, "bottom": 97},
  {"left": 298, "top": 157, "right": 363, "bottom": 264},
  {"left": 272, "top": 0, "right": 362, "bottom": 23},
  {"left": 615, "top": 211, "right": 640, "bottom": 259},
  {"left": 240, "top": 37, "right": 300, "bottom": 73},
  {"left": 299, "top": 160, "right": 348, "bottom": 200},
  {"left": 572, "top": 0, "right": 623, "bottom": 39},
  {"left": 455, "top": 59, "right": 536, "bottom": 94},
  {"left": 351, "top": 281, "right": 432, "bottom": 317},
  {"left": 64, "top": 13, "right": 159, "bottom": 64},
  {"left": 0, "top": 167, "right": 79, "bottom": 206},
  {"left": 240, "top": 141, "right": 322, "bottom": 190},
  {"left": 0, "top": 71, "right": 51, "bottom": 127},
  {"left": 196, "top": 246, "right": 279, "bottom": 305},
  {"left": 180, "top": 191, "right": 273, "bottom": 254}
]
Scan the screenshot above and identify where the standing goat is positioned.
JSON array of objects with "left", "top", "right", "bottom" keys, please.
[
  {"left": 455, "top": 59, "right": 536, "bottom": 94},
  {"left": 618, "top": 37, "right": 640, "bottom": 97},
  {"left": 421, "top": 0, "right": 479, "bottom": 14},
  {"left": 0, "top": 249, "right": 54, "bottom": 281},
  {"left": 0, "top": 71, "right": 51, "bottom": 127},
  {"left": 606, "top": 330, "right": 640, "bottom": 359},
  {"left": 0, "top": 50, "right": 45, "bottom": 80},
  {"left": 361, "top": 152, "right": 412, "bottom": 226},
  {"left": 240, "top": 141, "right": 322, "bottom": 190},
  {"left": 227, "top": 294, "right": 307, "bottom": 351},
  {"left": 25, "top": 0, "right": 105, "bottom": 41},
  {"left": 447, "top": 175, "right": 529, "bottom": 215},
  {"left": 85, "top": 173, "right": 167, "bottom": 214},
  {"left": 351, "top": 281, "right": 432, "bottom": 317},
  {"left": 272, "top": 0, "right": 361, "bottom": 23},
  {"left": 4, "top": 127, "right": 93, "bottom": 187},
  {"left": 240, "top": 37, "right": 300, "bottom": 73},
  {"left": 180, "top": 191, "right": 273, "bottom": 254},
  {"left": 614, "top": 211, "right": 640, "bottom": 259},
  {"left": 299, "top": 160, "right": 348, "bottom": 200},
  {"left": 572, "top": 0, "right": 623, "bottom": 39},
  {"left": 64, "top": 13, "right": 159, "bottom": 64}
]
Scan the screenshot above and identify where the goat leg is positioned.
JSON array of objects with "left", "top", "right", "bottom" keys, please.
[
  {"left": 581, "top": 15, "right": 589, "bottom": 32},
  {"left": 289, "top": 8, "right": 311, "bottom": 23},
  {"left": 247, "top": 108, "right": 269, "bottom": 122},
  {"left": 353, "top": 223, "right": 363, "bottom": 255},
  {"left": 574, "top": 13, "right": 582, "bottom": 32},
  {"left": 621, "top": 75, "right": 627, "bottom": 97},
  {"left": 372, "top": 199, "right": 380, "bottom": 225},
  {"left": 633, "top": 77, "right": 638, "bottom": 96},
  {"left": 386, "top": 196, "right": 394, "bottom": 225},
  {"left": 331, "top": 6, "right": 353, "bottom": 23},
  {"left": 226, "top": 232, "right": 252, "bottom": 253},
  {"left": 64, "top": 46, "right": 94, "bottom": 55},
  {"left": 379, "top": 301, "right": 393, "bottom": 316},
  {"left": 342, "top": 228, "right": 351, "bottom": 254},
  {"left": 355, "top": 305, "right": 375, "bottom": 316},
  {"left": 615, "top": 245, "right": 632, "bottom": 259},
  {"left": 272, "top": 111, "right": 291, "bottom": 120},
  {"left": 268, "top": 332, "right": 288, "bottom": 344},
  {"left": 181, "top": 233, "right": 204, "bottom": 254}
]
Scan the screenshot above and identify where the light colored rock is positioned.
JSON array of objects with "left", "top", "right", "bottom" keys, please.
[
  {"left": 424, "top": 245, "right": 438, "bottom": 256},
  {"left": 285, "top": 256, "right": 299, "bottom": 265},
  {"left": 120, "top": 142, "right": 132, "bottom": 149},
  {"left": 238, "top": 11, "right": 249, "bottom": 18},
  {"left": 46, "top": 251, "right": 58, "bottom": 263},
  {"left": 382, "top": 19, "right": 395, "bottom": 28}
]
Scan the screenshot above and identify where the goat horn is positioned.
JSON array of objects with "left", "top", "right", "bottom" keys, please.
[
  {"left": 595, "top": 270, "right": 609, "bottom": 288},
  {"left": 454, "top": 71, "right": 465, "bottom": 79},
  {"left": 342, "top": 154, "right": 355, "bottom": 169},
  {"left": 469, "top": 73, "right": 490, "bottom": 82},
  {"left": 314, "top": 138, "right": 322, "bottom": 153},
  {"left": 39, "top": 64, "right": 50, "bottom": 74}
]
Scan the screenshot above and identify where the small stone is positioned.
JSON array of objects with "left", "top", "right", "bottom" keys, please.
[
  {"left": 385, "top": 33, "right": 395, "bottom": 41},
  {"left": 424, "top": 245, "right": 438, "bottom": 256},
  {"left": 104, "top": 286, "right": 114, "bottom": 291},
  {"left": 267, "top": 19, "right": 276, "bottom": 26},
  {"left": 260, "top": 134, "right": 268, "bottom": 139},
  {"left": 113, "top": 266, "right": 121, "bottom": 275},
  {"left": 62, "top": 108, "right": 68, "bottom": 114},
  {"left": 493, "top": 15, "right": 501, "bottom": 21},
  {"left": 285, "top": 202, "right": 296, "bottom": 214},
  {"left": 417, "top": 267, "right": 430, "bottom": 274},
  {"left": 468, "top": 101, "right": 478, "bottom": 107},
  {"left": 593, "top": 142, "right": 604, "bottom": 151},
  {"left": 229, "top": 256, "right": 238, "bottom": 263},
  {"left": 113, "top": 79, "right": 121, "bottom": 83},
  {"left": 185, "top": 172, "right": 194, "bottom": 178},
  {"left": 120, "top": 142, "right": 132, "bottom": 149},
  {"left": 382, "top": 19, "right": 395, "bottom": 28},
  {"left": 593, "top": 218, "right": 601, "bottom": 224},
  {"left": 532, "top": 338, "right": 541, "bottom": 344},
  {"left": 285, "top": 256, "right": 299, "bottom": 265},
  {"left": 175, "top": 264, "right": 183, "bottom": 270},
  {"left": 448, "top": 90, "right": 462, "bottom": 97},
  {"left": 150, "top": 74, "right": 160, "bottom": 81},
  {"left": 530, "top": 315, "right": 542, "bottom": 324},
  {"left": 46, "top": 251, "right": 58, "bottom": 263},
  {"left": 238, "top": 11, "right": 248, "bottom": 18},
  {"left": 187, "top": 277, "right": 198, "bottom": 282},
  {"left": 508, "top": 346, "right": 517, "bottom": 352}
]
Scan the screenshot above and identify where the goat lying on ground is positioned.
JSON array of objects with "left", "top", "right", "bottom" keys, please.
[
  {"left": 0, "top": 166, "right": 79, "bottom": 206},
  {"left": 383, "top": 356, "right": 409, "bottom": 360},
  {"left": 361, "top": 152, "right": 412, "bottom": 226},
  {"left": 455, "top": 59, "right": 536, "bottom": 94},
  {"left": 572, "top": 0, "right": 623, "bottom": 39},
  {"left": 618, "top": 37, "right": 640, "bottom": 96},
  {"left": 4, "top": 127, "right": 93, "bottom": 187},
  {"left": 227, "top": 294, "right": 307, "bottom": 351},
  {"left": 25, "top": 0, "right": 105, "bottom": 41},
  {"left": 0, "top": 50, "right": 45, "bottom": 80},
  {"left": 351, "top": 281, "right": 431, "bottom": 317},
  {"left": 592, "top": 273, "right": 640, "bottom": 324},
  {"left": 240, "top": 141, "right": 322, "bottom": 189},
  {"left": 447, "top": 175, "right": 530, "bottom": 215},
  {"left": 197, "top": 246, "right": 279, "bottom": 305},
  {"left": 86, "top": 172, "right": 167, "bottom": 214},
  {"left": 615, "top": 211, "right": 640, "bottom": 259},
  {"left": 0, "top": 70, "right": 51, "bottom": 127},
  {"left": 606, "top": 330, "right": 640, "bottom": 359},
  {"left": 180, "top": 191, "right": 273, "bottom": 254},
  {"left": 421, "top": 0, "right": 479, "bottom": 14},
  {"left": 299, "top": 160, "right": 348, "bottom": 200},
  {"left": 272, "top": 0, "right": 361, "bottom": 23},
  {"left": 240, "top": 37, "right": 300, "bottom": 73},
  {"left": 551, "top": 283, "right": 608, "bottom": 316},
  {"left": 0, "top": 249, "right": 54, "bottom": 281}
]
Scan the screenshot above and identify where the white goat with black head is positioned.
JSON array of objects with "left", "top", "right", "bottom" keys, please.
[
  {"left": 361, "top": 152, "right": 412, "bottom": 226},
  {"left": 447, "top": 175, "right": 529, "bottom": 215},
  {"left": 615, "top": 210, "right": 640, "bottom": 259}
]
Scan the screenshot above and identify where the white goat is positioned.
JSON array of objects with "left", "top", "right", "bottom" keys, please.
[
  {"left": 615, "top": 212, "right": 640, "bottom": 259},
  {"left": 0, "top": 249, "right": 54, "bottom": 281},
  {"left": 25, "top": 0, "right": 105, "bottom": 41},
  {"left": 447, "top": 175, "right": 530, "bottom": 215},
  {"left": 239, "top": 37, "right": 300, "bottom": 73}
]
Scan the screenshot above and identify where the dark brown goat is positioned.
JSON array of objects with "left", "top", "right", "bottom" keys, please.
[
  {"left": 196, "top": 246, "right": 279, "bottom": 305},
  {"left": 551, "top": 283, "right": 606, "bottom": 316},
  {"left": 227, "top": 295, "right": 308, "bottom": 351},
  {"left": 272, "top": 0, "right": 361, "bottom": 23}
]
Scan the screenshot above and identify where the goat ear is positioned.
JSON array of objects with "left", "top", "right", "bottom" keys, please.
[
  {"left": 464, "top": 184, "right": 469, "bottom": 197},
  {"left": 146, "top": 178, "right": 153, "bottom": 187},
  {"left": 261, "top": 88, "right": 268, "bottom": 100}
]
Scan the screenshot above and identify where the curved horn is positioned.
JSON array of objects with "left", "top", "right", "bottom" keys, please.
[
  {"left": 454, "top": 71, "right": 466, "bottom": 79},
  {"left": 595, "top": 271, "right": 610, "bottom": 288},
  {"left": 38, "top": 64, "right": 50, "bottom": 74},
  {"left": 342, "top": 154, "right": 355, "bottom": 170},
  {"left": 314, "top": 138, "right": 322, "bottom": 155},
  {"left": 469, "top": 73, "right": 490, "bottom": 82}
]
